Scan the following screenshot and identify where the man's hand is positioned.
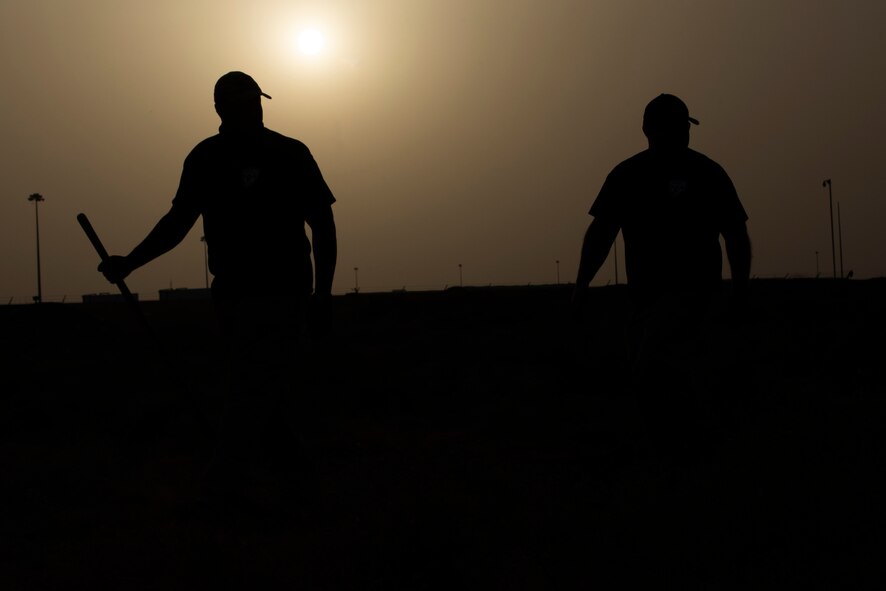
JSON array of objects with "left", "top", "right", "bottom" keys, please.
[
  {"left": 307, "top": 293, "right": 334, "bottom": 341},
  {"left": 98, "top": 255, "right": 133, "bottom": 284}
]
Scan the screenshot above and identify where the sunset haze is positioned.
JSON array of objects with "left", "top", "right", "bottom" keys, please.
[{"left": 3, "top": 1, "right": 885, "bottom": 301}]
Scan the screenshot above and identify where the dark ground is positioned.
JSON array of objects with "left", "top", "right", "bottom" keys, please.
[{"left": 2, "top": 279, "right": 885, "bottom": 589}]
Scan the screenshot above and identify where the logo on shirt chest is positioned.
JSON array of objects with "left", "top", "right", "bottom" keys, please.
[
  {"left": 668, "top": 178, "right": 688, "bottom": 198},
  {"left": 240, "top": 167, "right": 261, "bottom": 189}
]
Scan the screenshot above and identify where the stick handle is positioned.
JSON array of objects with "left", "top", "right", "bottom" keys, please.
[
  {"left": 77, "top": 212, "right": 141, "bottom": 312},
  {"left": 77, "top": 212, "right": 112, "bottom": 260}
]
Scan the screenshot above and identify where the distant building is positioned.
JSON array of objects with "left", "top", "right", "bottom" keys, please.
[
  {"left": 81, "top": 292, "right": 137, "bottom": 304},
  {"left": 158, "top": 287, "right": 212, "bottom": 301}
]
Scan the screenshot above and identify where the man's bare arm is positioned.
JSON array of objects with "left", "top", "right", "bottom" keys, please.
[
  {"left": 98, "top": 204, "right": 200, "bottom": 283},
  {"left": 723, "top": 220, "right": 751, "bottom": 296},
  {"left": 572, "top": 216, "right": 620, "bottom": 304},
  {"left": 306, "top": 203, "right": 337, "bottom": 296}
]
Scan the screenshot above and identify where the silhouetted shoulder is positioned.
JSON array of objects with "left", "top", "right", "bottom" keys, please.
[
  {"left": 184, "top": 128, "right": 312, "bottom": 162},
  {"left": 590, "top": 147, "right": 743, "bottom": 222},
  {"left": 261, "top": 128, "right": 312, "bottom": 153},
  {"left": 607, "top": 150, "right": 652, "bottom": 177},
  {"left": 607, "top": 148, "right": 728, "bottom": 177},
  {"left": 181, "top": 133, "right": 243, "bottom": 172},
  {"left": 184, "top": 134, "right": 223, "bottom": 163},
  {"left": 173, "top": 126, "right": 335, "bottom": 214},
  {"left": 684, "top": 148, "right": 732, "bottom": 177},
  {"left": 590, "top": 151, "right": 653, "bottom": 217}
]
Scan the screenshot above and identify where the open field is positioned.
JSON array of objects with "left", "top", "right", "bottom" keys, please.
[{"left": 2, "top": 279, "right": 885, "bottom": 589}]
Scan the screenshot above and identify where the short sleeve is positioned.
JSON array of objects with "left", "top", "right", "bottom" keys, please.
[
  {"left": 170, "top": 150, "right": 204, "bottom": 218},
  {"left": 589, "top": 167, "right": 623, "bottom": 222},
  {"left": 303, "top": 148, "right": 336, "bottom": 208},
  {"left": 713, "top": 164, "right": 748, "bottom": 227}
]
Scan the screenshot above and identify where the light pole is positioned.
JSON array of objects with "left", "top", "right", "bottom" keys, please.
[
  {"left": 27, "top": 193, "right": 45, "bottom": 303},
  {"left": 837, "top": 202, "right": 844, "bottom": 279},
  {"left": 815, "top": 250, "right": 820, "bottom": 278},
  {"left": 823, "top": 179, "right": 836, "bottom": 279},
  {"left": 200, "top": 236, "right": 209, "bottom": 289},
  {"left": 555, "top": 260, "right": 560, "bottom": 285},
  {"left": 353, "top": 267, "right": 359, "bottom": 293},
  {"left": 458, "top": 263, "right": 463, "bottom": 287}
]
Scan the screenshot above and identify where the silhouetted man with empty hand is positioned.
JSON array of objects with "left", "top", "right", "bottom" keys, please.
[{"left": 572, "top": 93, "right": 751, "bottom": 456}]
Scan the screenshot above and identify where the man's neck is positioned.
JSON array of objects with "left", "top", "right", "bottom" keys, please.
[{"left": 219, "top": 120, "right": 264, "bottom": 137}]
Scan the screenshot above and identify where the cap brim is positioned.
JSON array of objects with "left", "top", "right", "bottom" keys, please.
[
  {"left": 216, "top": 90, "right": 272, "bottom": 105},
  {"left": 688, "top": 116, "right": 699, "bottom": 125}
]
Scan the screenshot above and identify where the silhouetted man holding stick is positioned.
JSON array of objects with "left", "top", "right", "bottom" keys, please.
[
  {"left": 98, "top": 71, "right": 338, "bottom": 515},
  {"left": 572, "top": 93, "right": 751, "bottom": 458}
]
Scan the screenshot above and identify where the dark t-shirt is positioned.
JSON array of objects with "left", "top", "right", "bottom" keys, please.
[
  {"left": 590, "top": 148, "right": 747, "bottom": 299},
  {"left": 172, "top": 126, "right": 335, "bottom": 299}
]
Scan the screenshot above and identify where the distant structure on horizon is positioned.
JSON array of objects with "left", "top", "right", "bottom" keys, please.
[
  {"left": 81, "top": 287, "right": 213, "bottom": 304},
  {"left": 158, "top": 287, "right": 212, "bottom": 301},
  {"left": 82, "top": 292, "right": 138, "bottom": 304}
]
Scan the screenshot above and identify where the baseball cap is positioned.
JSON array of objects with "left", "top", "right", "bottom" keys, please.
[
  {"left": 214, "top": 71, "right": 272, "bottom": 105},
  {"left": 643, "top": 94, "right": 699, "bottom": 128}
]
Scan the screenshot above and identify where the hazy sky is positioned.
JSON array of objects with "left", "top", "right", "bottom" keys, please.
[{"left": 3, "top": 1, "right": 885, "bottom": 302}]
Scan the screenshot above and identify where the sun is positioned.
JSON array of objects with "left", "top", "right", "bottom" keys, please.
[{"left": 296, "top": 28, "right": 326, "bottom": 56}]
